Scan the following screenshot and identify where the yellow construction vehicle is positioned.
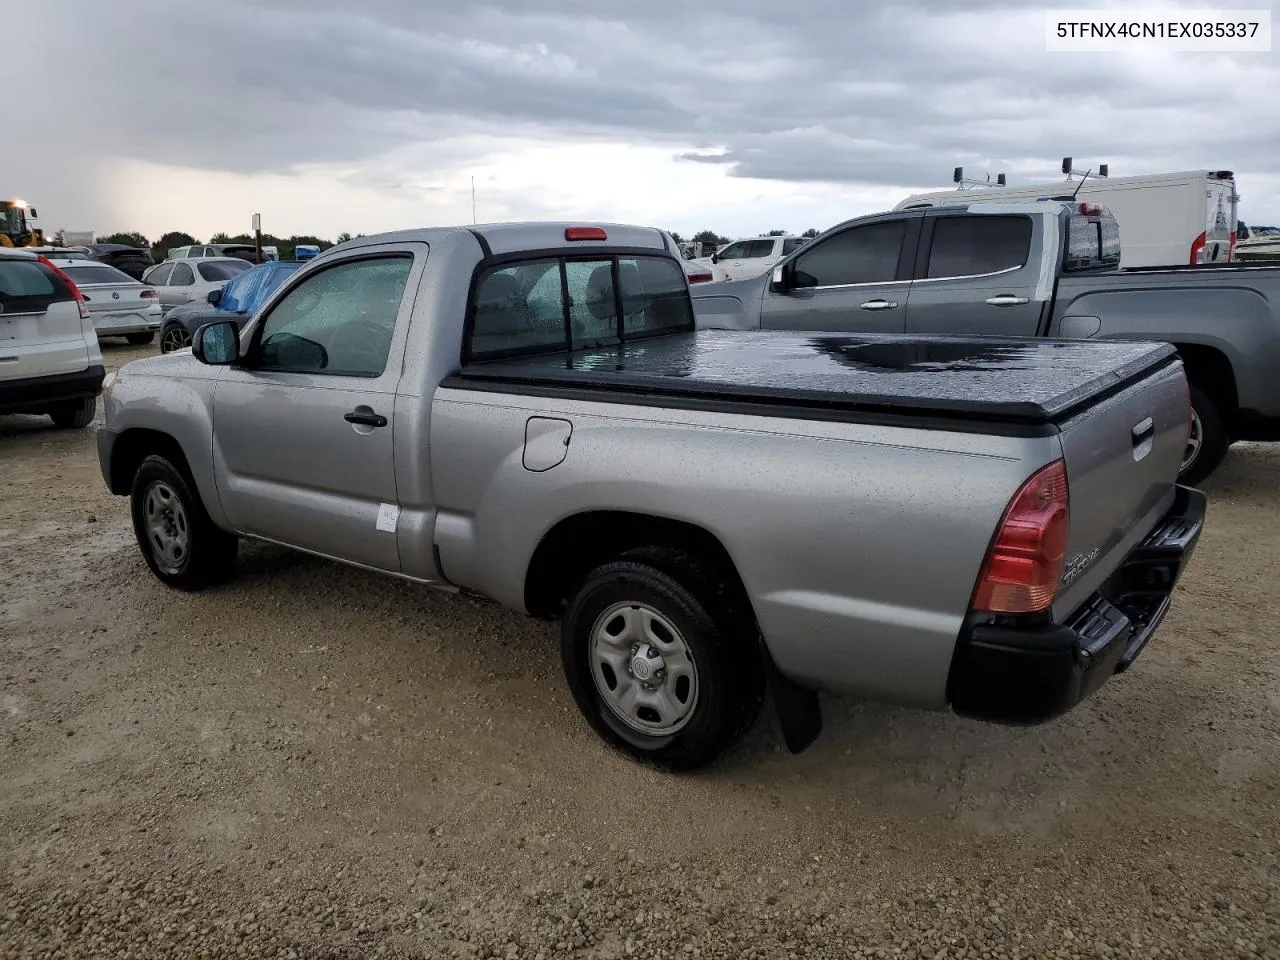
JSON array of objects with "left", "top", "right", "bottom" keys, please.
[{"left": 0, "top": 199, "right": 44, "bottom": 247}]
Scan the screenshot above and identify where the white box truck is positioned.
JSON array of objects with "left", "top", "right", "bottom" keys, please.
[{"left": 895, "top": 168, "right": 1239, "bottom": 269}]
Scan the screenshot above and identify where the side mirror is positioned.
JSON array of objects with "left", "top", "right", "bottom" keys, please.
[
  {"left": 28, "top": 207, "right": 37, "bottom": 219},
  {"left": 770, "top": 264, "right": 791, "bottom": 293},
  {"left": 710, "top": 253, "right": 720, "bottom": 264},
  {"left": 206, "top": 288, "right": 222, "bottom": 306},
  {"left": 191, "top": 321, "right": 239, "bottom": 365}
]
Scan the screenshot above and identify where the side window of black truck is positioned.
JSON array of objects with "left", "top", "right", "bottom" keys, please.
[
  {"left": 790, "top": 220, "right": 906, "bottom": 288},
  {"left": 925, "top": 215, "right": 1032, "bottom": 279},
  {"left": 467, "top": 255, "right": 693, "bottom": 360}
]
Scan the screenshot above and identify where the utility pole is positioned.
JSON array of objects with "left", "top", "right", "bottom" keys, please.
[{"left": 252, "top": 212, "right": 262, "bottom": 264}]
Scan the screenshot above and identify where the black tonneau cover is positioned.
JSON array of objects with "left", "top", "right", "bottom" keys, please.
[{"left": 447, "top": 330, "right": 1178, "bottom": 427}]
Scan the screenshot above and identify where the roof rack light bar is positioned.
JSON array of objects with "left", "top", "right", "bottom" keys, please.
[
  {"left": 1063, "top": 157, "right": 1109, "bottom": 179},
  {"left": 953, "top": 166, "right": 1007, "bottom": 189}
]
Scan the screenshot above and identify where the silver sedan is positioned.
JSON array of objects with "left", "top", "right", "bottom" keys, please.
[{"left": 141, "top": 257, "right": 253, "bottom": 315}]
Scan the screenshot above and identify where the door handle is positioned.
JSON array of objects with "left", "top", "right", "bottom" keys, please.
[
  {"left": 344, "top": 409, "right": 388, "bottom": 428},
  {"left": 985, "top": 295, "right": 1030, "bottom": 306},
  {"left": 859, "top": 299, "right": 899, "bottom": 311}
]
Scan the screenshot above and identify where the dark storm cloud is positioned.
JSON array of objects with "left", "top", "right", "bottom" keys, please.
[{"left": 13, "top": 0, "right": 1280, "bottom": 192}]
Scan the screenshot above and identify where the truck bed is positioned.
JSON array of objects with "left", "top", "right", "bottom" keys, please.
[{"left": 449, "top": 330, "right": 1179, "bottom": 429}]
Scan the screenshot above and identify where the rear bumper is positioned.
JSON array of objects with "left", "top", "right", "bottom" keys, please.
[
  {"left": 0, "top": 364, "right": 105, "bottom": 415},
  {"left": 947, "top": 484, "right": 1206, "bottom": 724},
  {"left": 94, "top": 312, "right": 162, "bottom": 337}
]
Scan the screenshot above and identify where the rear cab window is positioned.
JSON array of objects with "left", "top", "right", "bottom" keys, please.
[
  {"left": 1064, "top": 210, "right": 1122, "bottom": 272},
  {"left": 0, "top": 258, "right": 74, "bottom": 315},
  {"left": 466, "top": 254, "right": 694, "bottom": 362}
]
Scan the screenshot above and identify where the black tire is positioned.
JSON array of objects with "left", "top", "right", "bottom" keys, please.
[
  {"left": 1180, "top": 385, "right": 1227, "bottom": 486},
  {"left": 129, "top": 454, "right": 238, "bottom": 590},
  {"left": 560, "top": 549, "right": 765, "bottom": 771},
  {"left": 159, "top": 323, "right": 190, "bottom": 354},
  {"left": 48, "top": 396, "right": 95, "bottom": 429},
  {"left": 126, "top": 332, "right": 155, "bottom": 345}
]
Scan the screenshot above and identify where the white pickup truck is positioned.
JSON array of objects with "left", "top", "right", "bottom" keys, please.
[{"left": 96, "top": 222, "right": 1204, "bottom": 770}]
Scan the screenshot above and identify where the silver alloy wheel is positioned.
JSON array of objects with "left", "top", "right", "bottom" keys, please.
[
  {"left": 161, "top": 326, "right": 190, "bottom": 353},
  {"left": 143, "top": 481, "right": 190, "bottom": 575},
  {"left": 589, "top": 601, "right": 700, "bottom": 736},
  {"left": 1182, "top": 407, "right": 1204, "bottom": 472}
]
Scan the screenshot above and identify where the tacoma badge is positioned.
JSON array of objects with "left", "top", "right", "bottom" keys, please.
[{"left": 1062, "top": 547, "right": 1100, "bottom": 586}]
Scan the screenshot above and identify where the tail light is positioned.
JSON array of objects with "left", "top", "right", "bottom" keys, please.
[
  {"left": 1078, "top": 202, "right": 1102, "bottom": 216},
  {"left": 140, "top": 288, "right": 157, "bottom": 299},
  {"left": 38, "top": 255, "right": 90, "bottom": 320},
  {"left": 686, "top": 270, "right": 713, "bottom": 284},
  {"left": 1228, "top": 231, "right": 1238, "bottom": 262},
  {"left": 565, "top": 226, "right": 607, "bottom": 241},
  {"left": 971, "top": 460, "right": 1070, "bottom": 615},
  {"left": 1190, "top": 231, "right": 1207, "bottom": 264}
]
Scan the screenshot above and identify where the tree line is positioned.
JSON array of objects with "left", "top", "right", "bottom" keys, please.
[{"left": 87, "top": 226, "right": 825, "bottom": 262}]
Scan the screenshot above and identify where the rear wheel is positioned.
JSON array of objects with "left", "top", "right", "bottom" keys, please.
[
  {"left": 48, "top": 396, "right": 95, "bottom": 429},
  {"left": 1180, "top": 385, "right": 1227, "bottom": 485},
  {"left": 560, "top": 550, "right": 764, "bottom": 771},
  {"left": 126, "top": 332, "right": 155, "bottom": 345},
  {"left": 129, "top": 454, "right": 238, "bottom": 590},
  {"left": 160, "top": 324, "right": 191, "bottom": 353}
]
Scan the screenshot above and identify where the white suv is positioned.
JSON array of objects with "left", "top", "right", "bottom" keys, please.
[
  {"left": 0, "top": 248, "right": 104, "bottom": 428},
  {"left": 700, "top": 235, "right": 809, "bottom": 281}
]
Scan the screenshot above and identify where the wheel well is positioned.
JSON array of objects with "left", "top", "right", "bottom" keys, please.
[
  {"left": 106, "top": 429, "right": 192, "bottom": 495},
  {"left": 523, "top": 511, "right": 751, "bottom": 620},
  {"left": 1173, "top": 343, "right": 1237, "bottom": 419}
]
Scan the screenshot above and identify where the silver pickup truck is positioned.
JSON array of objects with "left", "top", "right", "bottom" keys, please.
[
  {"left": 691, "top": 200, "right": 1280, "bottom": 485},
  {"left": 96, "top": 222, "right": 1205, "bottom": 770}
]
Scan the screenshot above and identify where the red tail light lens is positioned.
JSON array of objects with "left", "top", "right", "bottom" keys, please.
[
  {"left": 38, "top": 255, "right": 90, "bottom": 320},
  {"left": 140, "top": 288, "right": 157, "bottom": 299},
  {"left": 1078, "top": 202, "right": 1102, "bottom": 216},
  {"left": 1190, "top": 231, "right": 1207, "bottom": 264},
  {"left": 565, "top": 226, "right": 607, "bottom": 241},
  {"left": 972, "top": 460, "right": 1070, "bottom": 615},
  {"left": 686, "top": 270, "right": 713, "bottom": 284}
]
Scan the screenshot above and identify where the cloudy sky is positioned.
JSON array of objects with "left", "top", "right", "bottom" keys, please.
[{"left": 12, "top": 0, "right": 1280, "bottom": 243}]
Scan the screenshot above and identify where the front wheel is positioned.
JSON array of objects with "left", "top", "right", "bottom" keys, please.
[
  {"left": 1180, "top": 385, "right": 1228, "bottom": 486},
  {"left": 129, "top": 454, "right": 238, "bottom": 590},
  {"left": 160, "top": 324, "right": 191, "bottom": 353},
  {"left": 126, "top": 332, "right": 155, "bottom": 345},
  {"left": 560, "top": 554, "right": 764, "bottom": 771}
]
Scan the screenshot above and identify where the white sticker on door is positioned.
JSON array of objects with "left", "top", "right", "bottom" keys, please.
[{"left": 375, "top": 503, "right": 400, "bottom": 533}]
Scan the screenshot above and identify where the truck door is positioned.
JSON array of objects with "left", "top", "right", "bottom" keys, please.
[
  {"left": 757, "top": 216, "right": 914, "bottom": 334},
  {"left": 903, "top": 212, "right": 1046, "bottom": 337},
  {"left": 209, "top": 246, "right": 423, "bottom": 573}
]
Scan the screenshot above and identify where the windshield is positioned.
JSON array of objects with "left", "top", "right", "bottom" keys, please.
[
  {"left": 1, "top": 205, "right": 24, "bottom": 235},
  {"left": 60, "top": 264, "right": 137, "bottom": 285}
]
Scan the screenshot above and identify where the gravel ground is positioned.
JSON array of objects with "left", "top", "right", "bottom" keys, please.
[{"left": 2, "top": 341, "right": 1279, "bottom": 959}]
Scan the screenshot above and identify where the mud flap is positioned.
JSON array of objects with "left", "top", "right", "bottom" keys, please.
[{"left": 761, "top": 644, "right": 822, "bottom": 754}]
